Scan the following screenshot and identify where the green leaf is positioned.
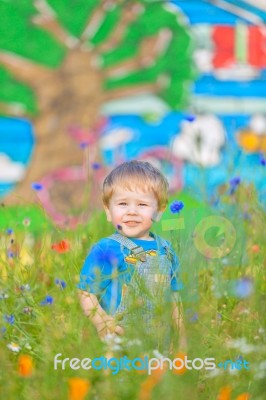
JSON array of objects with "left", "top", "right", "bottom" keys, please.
[
  {"left": 46, "top": 0, "right": 99, "bottom": 37},
  {"left": 0, "top": 1, "right": 65, "bottom": 67},
  {"left": 0, "top": 67, "right": 37, "bottom": 114},
  {"left": 90, "top": 5, "right": 121, "bottom": 46}
]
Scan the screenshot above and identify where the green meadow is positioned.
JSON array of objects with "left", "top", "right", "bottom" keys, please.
[{"left": 0, "top": 185, "right": 265, "bottom": 400}]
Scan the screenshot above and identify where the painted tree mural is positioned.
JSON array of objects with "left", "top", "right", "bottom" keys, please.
[{"left": 0, "top": 0, "right": 194, "bottom": 226}]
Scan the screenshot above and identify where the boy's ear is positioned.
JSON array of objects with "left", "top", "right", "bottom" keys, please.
[{"left": 103, "top": 205, "right": 112, "bottom": 222}]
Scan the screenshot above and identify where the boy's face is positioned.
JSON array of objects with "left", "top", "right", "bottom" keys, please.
[{"left": 104, "top": 187, "right": 163, "bottom": 240}]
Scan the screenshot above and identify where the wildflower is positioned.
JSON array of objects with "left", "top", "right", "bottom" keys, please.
[
  {"left": 1, "top": 327, "right": 7, "bottom": 335},
  {"left": 117, "top": 224, "right": 122, "bottom": 230},
  {"left": 229, "top": 176, "right": 241, "bottom": 195},
  {"left": 139, "top": 361, "right": 166, "bottom": 400},
  {"left": 0, "top": 292, "right": 8, "bottom": 300},
  {"left": 226, "top": 337, "right": 256, "bottom": 354},
  {"left": 51, "top": 239, "right": 70, "bottom": 253},
  {"left": 91, "top": 162, "right": 101, "bottom": 170},
  {"left": 23, "top": 307, "right": 33, "bottom": 314},
  {"left": 172, "top": 352, "right": 187, "bottom": 375},
  {"left": 217, "top": 386, "right": 232, "bottom": 400},
  {"left": 55, "top": 279, "right": 67, "bottom": 289},
  {"left": 79, "top": 142, "right": 89, "bottom": 149},
  {"left": 18, "top": 354, "right": 33, "bottom": 377},
  {"left": 31, "top": 182, "right": 43, "bottom": 191},
  {"left": 170, "top": 200, "right": 184, "bottom": 214},
  {"left": 205, "top": 368, "right": 223, "bottom": 379},
  {"left": 4, "top": 314, "right": 15, "bottom": 325},
  {"left": 234, "top": 277, "right": 253, "bottom": 299},
  {"left": 68, "top": 377, "right": 91, "bottom": 400},
  {"left": 6, "top": 228, "right": 13, "bottom": 235},
  {"left": 40, "top": 295, "right": 54, "bottom": 306},
  {"left": 7, "top": 251, "right": 14, "bottom": 259},
  {"left": 96, "top": 247, "right": 118, "bottom": 265},
  {"left": 20, "top": 284, "right": 31, "bottom": 291},
  {"left": 7, "top": 342, "right": 21, "bottom": 353},
  {"left": 184, "top": 114, "right": 196, "bottom": 122},
  {"left": 23, "top": 218, "right": 31, "bottom": 227},
  {"left": 260, "top": 155, "right": 266, "bottom": 166},
  {"left": 236, "top": 395, "right": 250, "bottom": 400},
  {"left": 251, "top": 244, "right": 260, "bottom": 253}
]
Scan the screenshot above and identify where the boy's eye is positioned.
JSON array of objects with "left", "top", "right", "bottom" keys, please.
[
  {"left": 119, "top": 202, "right": 126, "bottom": 205},
  {"left": 139, "top": 204, "right": 147, "bottom": 206}
]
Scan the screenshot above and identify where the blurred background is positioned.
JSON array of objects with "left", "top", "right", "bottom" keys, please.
[{"left": 0, "top": 0, "right": 265, "bottom": 228}]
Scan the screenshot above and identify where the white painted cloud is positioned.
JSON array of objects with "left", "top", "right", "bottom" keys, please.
[
  {"left": 0, "top": 153, "right": 26, "bottom": 182},
  {"left": 99, "top": 128, "right": 134, "bottom": 150},
  {"left": 172, "top": 115, "right": 226, "bottom": 167}
]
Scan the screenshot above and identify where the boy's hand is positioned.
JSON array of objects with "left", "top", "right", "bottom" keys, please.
[{"left": 96, "top": 315, "right": 124, "bottom": 339}]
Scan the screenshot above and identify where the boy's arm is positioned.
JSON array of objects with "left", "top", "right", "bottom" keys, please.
[
  {"left": 171, "top": 293, "right": 187, "bottom": 352},
  {"left": 78, "top": 290, "right": 124, "bottom": 339}
]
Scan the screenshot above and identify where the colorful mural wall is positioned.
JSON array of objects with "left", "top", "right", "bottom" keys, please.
[{"left": 0, "top": 0, "right": 265, "bottom": 227}]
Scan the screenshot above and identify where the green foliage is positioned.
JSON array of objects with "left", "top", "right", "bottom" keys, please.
[
  {"left": 0, "top": 0, "right": 65, "bottom": 67},
  {"left": 101, "top": 1, "right": 195, "bottom": 109},
  {"left": 90, "top": 5, "right": 121, "bottom": 46},
  {"left": 0, "top": 67, "right": 37, "bottom": 113},
  {"left": 46, "top": 0, "right": 100, "bottom": 37}
]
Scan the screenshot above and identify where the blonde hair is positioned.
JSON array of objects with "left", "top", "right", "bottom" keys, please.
[{"left": 102, "top": 160, "right": 169, "bottom": 210}]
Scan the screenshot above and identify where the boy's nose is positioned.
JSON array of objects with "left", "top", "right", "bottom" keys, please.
[{"left": 127, "top": 205, "right": 138, "bottom": 214}]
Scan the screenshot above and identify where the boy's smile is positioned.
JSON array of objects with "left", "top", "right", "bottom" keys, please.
[{"left": 104, "top": 187, "right": 163, "bottom": 240}]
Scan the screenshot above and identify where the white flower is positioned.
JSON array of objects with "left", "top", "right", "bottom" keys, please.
[
  {"left": 258, "top": 360, "right": 266, "bottom": 371},
  {"left": 24, "top": 343, "right": 32, "bottom": 350},
  {"left": 205, "top": 368, "right": 223, "bottom": 379},
  {"left": 153, "top": 350, "right": 164, "bottom": 359},
  {"left": 254, "top": 370, "right": 266, "bottom": 380},
  {"left": 226, "top": 337, "right": 257, "bottom": 354},
  {"left": 7, "top": 342, "right": 21, "bottom": 353},
  {"left": 127, "top": 339, "right": 142, "bottom": 346}
]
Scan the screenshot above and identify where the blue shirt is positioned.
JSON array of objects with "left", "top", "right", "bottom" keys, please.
[{"left": 77, "top": 232, "right": 183, "bottom": 315}]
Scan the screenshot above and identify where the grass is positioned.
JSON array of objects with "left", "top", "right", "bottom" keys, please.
[{"left": 0, "top": 184, "right": 265, "bottom": 400}]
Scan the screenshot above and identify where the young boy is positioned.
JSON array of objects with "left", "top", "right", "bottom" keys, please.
[{"left": 78, "top": 160, "right": 186, "bottom": 352}]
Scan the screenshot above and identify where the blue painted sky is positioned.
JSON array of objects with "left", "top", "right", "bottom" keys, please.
[{"left": 171, "top": 0, "right": 266, "bottom": 24}]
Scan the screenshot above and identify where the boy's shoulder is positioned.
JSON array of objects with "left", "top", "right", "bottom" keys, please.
[{"left": 91, "top": 236, "right": 122, "bottom": 251}]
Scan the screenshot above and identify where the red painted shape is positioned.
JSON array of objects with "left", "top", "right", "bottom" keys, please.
[{"left": 212, "top": 26, "right": 235, "bottom": 68}]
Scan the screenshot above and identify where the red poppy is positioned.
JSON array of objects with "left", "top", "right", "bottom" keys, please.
[{"left": 51, "top": 240, "right": 70, "bottom": 253}]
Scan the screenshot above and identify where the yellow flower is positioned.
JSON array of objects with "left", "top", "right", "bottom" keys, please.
[
  {"left": 18, "top": 354, "right": 33, "bottom": 377},
  {"left": 68, "top": 377, "right": 91, "bottom": 400}
]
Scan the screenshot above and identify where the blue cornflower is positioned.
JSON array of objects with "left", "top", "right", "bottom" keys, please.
[
  {"left": 91, "top": 162, "right": 101, "bottom": 170},
  {"left": 40, "top": 295, "right": 54, "bottom": 306},
  {"left": 170, "top": 200, "right": 184, "bottom": 214},
  {"left": 6, "top": 228, "right": 13, "bottom": 235},
  {"left": 260, "top": 156, "right": 266, "bottom": 166},
  {"left": 229, "top": 176, "right": 241, "bottom": 195},
  {"left": 189, "top": 312, "right": 198, "bottom": 323},
  {"left": 31, "top": 182, "right": 43, "bottom": 191},
  {"left": 234, "top": 277, "right": 253, "bottom": 299},
  {"left": 55, "top": 279, "right": 67, "bottom": 289},
  {"left": 79, "top": 142, "right": 89, "bottom": 149},
  {"left": 1, "top": 327, "right": 7, "bottom": 335},
  {"left": 184, "top": 114, "right": 196, "bottom": 122},
  {"left": 7, "top": 251, "right": 14, "bottom": 259},
  {"left": 97, "top": 248, "right": 118, "bottom": 265},
  {"left": 117, "top": 224, "right": 122, "bottom": 230},
  {"left": 4, "top": 314, "right": 15, "bottom": 325}
]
